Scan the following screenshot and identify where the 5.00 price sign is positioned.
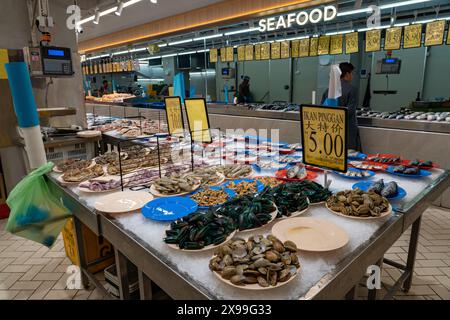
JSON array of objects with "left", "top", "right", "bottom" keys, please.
[{"left": 300, "top": 105, "right": 348, "bottom": 173}]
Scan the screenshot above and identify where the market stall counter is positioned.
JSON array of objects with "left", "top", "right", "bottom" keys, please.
[{"left": 45, "top": 139, "right": 449, "bottom": 300}]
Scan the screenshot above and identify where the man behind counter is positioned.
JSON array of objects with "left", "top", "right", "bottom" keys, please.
[
  {"left": 322, "top": 62, "right": 361, "bottom": 151},
  {"left": 237, "top": 75, "right": 252, "bottom": 104}
]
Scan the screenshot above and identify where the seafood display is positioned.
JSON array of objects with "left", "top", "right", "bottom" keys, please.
[
  {"left": 209, "top": 235, "right": 300, "bottom": 288},
  {"left": 94, "top": 152, "right": 122, "bottom": 165},
  {"left": 367, "top": 156, "right": 401, "bottom": 164},
  {"left": 55, "top": 159, "right": 92, "bottom": 173},
  {"left": 123, "top": 168, "right": 161, "bottom": 187},
  {"left": 183, "top": 167, "right": 224, "bottom": 187},
  {"left": 278, "top": 156, "right": 302, "bottom": 164},
  {"left": 262, "top": 183, "right": 309, "bottom": 218},
  {"left": 349, "top": 161, "right": 385, "bottom": 171},
  {"left": 190, "top": 188, "right": 232, "bottom": 207},
  {"left": 61, "top": 164, "right": 104, "bottom": 183},
  {"left": 286, "top": 164, "right": 307, "bottom": 179},
  {"left": 338, "top": 169, "right": 373, "bottom": 178},
  {"left": 151, "top": 176, "right": 201, "bottom": 196},
  {"left": 293, "top": 180, "right": 332, "bottom": 204},
  {"left": 79, "top": 179, "right": 121, "bottom": 192},
  {"left": 408, "top": 159, "right": 434, "bottom": 168},
  {"left": 216, "top": 196, "right": 277, "bottom": 231},
  {"left": 164, "top": 211, "right": 236, "bottom": 250},
  {"left": 253, "top": 161, "right": 286, "bottom": 171},
  {"left": 257, "top": 177, "right": 283, "bottom": 188},
  {"left": 368, "top": 179, "right": 400, "bottom": 198},
  {"left": 392, "top": 165, "right": 419, "bottom": 175},
  {"left": 216, "top": 165, "right": 253, "bottom": 179},
  {"left": 326, "top": 189, "right": 390, "bottom": 218},
  {"left": 225, "top": 180, "right": 259, "bottom": 197}
]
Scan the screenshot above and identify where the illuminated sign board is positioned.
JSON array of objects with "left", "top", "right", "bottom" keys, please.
[{"left": 258, "top": 5, "right": 337, "bottom": 32}]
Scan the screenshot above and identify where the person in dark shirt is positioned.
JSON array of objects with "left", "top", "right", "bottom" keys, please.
[
  {"left": 322, "top": 62, "right": 360, "bottom": 151},
  {"left": 237, "top": 76, "right": 251, "bottom": 104},
  {"left": 98, "top": 80, "right": 109, "bottom": 97}
]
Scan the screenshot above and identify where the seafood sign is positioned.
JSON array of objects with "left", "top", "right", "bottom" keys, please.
[{"left": 300, "top": 105, "right": 348, "bottom": 172}]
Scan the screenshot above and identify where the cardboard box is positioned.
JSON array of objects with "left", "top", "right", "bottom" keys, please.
[{"left": 62, "top": 217, "right": 114, "bottom": 274}]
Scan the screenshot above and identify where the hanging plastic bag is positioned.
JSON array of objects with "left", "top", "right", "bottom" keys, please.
[{"left": 6, "top": 162, "right": 72, "bottom": 247}]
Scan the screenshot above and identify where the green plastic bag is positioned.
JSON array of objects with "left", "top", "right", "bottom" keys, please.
[{"left": 6, "top": 162, "right": 72, "bottom": 247}]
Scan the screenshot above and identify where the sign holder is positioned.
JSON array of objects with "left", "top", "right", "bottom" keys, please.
[
  {"left": 164, "top": 96, "right": 185, "bottom": 136},
  {"left": 184, "top": 98, "right": 212, "bottom": 144}
]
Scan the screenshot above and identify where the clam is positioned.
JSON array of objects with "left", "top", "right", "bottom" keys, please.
[
  {"left": 284, "top": 240, "right": 298, "bottom": 252},
  {"left": 278, "top": 268, "right": 291, "bottom": 283},
  {"left": 221, "top": 266, "right": 237, "bottom": 279},
  {"left": 223, "top": 254, "right": 233, "bottom": 266},
  {"left": 230, "top": 275, "right": 245, "bottom": 285},
  {"left": 257, "top": 276, "right": 269, "bottom": 288},
  {"left": 272, "top": 241, "right": 285, "bottom": 253},
  {"left": 254, "top": 258, "right": 270, "bottom": 268},
  {"left": 265, "top": 250, "right": 281, "bottom": 262}
]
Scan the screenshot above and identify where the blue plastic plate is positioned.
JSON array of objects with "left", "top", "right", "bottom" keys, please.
[
  {"left": 385, "top": 166, "right": 432, "bottom": 178},
  {"left": 334, "top": 168, "right": 376, "bottom": 180},
  {"left": 352, "top": 181, "right": 407, "bottom": 201},
  {"left": 222, "top": 179, "right": 265, "bottom": 194},
  {"left": 142, "top": 197, "right": 198, "bottom": 221},
  {"left": 348, "top": 152, "right": 367, "bottom": 161},
  {"left": 189, "top": 186, "right": 236, "bottom": 209}
]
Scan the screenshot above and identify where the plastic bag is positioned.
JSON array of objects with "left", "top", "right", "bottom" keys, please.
[{"left": 6, "top": 162, "right": 72, "bottom": 247}]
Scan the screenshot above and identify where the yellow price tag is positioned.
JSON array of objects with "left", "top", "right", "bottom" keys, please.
[
  {"left": 185, "top": 98, "right": 212, "bottom": 143},
  {"left": 309, "top": 37, "right": 318, "bottom": 56},
  {"left": 280, "top": 41, "right": 290, "bottom": 59},
  {"left": 299, "top": 38, "right": 310, "bottom": 57},
  {"left": 384, "top": 27, "right": 402, "bottom": 50},
  {"left": 271, "top": 42, "right": 281, "bottom": 59},
  {"left": 237, "top": 46, "right": 246, "bottom": 62},
  {"left": 301, "top": 105, "right": 348, "bottom": 172},
  {"left": 254, "top": 44, "right": 261, "bottom": 60},
  {"left": 220, "top": 47, "right": 227, "bottom": 62},
  {"left": 425, "top": 20, "right": 445, "bottom": 46},
  {"left": 330, "top": 35, "right": 343, "bottom": 55},
  {"left": 164, "top": 97, "right": 184, "bottom": 136},
  {"left": 0, "top": 49, "right": 9, "bottom": 79},
  {"left": 245, "top": 45, "right": 254, "bottom": 61},
  {"left": 291, "top": 40, "right": 300, "bottom": 58},
  {"left": 318, "top": 36, "right": 330, "bottom": 55},
  {"left": 403, "top": 24, "right": 422, "bottom": 49},
  {"left": 366, "top": 29, "right": 381, "bottom": 52},
  {"left": 209, "top": 48, "right": 218, "bottom": 63},
  {"left": 226, "top": 47, "right": 234, "bottom": 62},
  {"left": 345, "top": 32, "right": 359, "bottom": 54},
  {"left": 261, "top": 43, "right": 270, "bottom": 60}
]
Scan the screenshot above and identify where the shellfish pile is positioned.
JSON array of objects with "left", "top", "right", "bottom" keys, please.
[
  {"left": 216, "top": 165, "right": 252, "bottom": 179},
  {"left": 326, "top": 188, "right": 390, "bottom": 217},
  {"left": 191, "top": 188, "right": 230, "bottom": 207},
  {"left": 209, "top": 235, "right": 300, "bottom": 288}
]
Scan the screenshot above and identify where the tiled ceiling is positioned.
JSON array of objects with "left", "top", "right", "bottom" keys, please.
[{"left": 78, "top": 0, "right": 224, "bottom": 41}]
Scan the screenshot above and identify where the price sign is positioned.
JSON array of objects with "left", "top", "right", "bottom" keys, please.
[
  {"left": 245, "top": 45, "right": 254, "bottom": 61},
  {"left": 220, "top": 47, "right": 227, "bottom": 62},
  {"left": 300, "top": 105, "right": 348, "bottom": 172},
  {"left": 330, "top": 34, "right": 343, "bottom": 55},
  {"left": 209, "top": 48, "right": 218, "bottom": 63},
  {"left": 309, "top": 37, "right": 318, "bottom": 56},
  {"left": 226, "top": 47, "right": 234, "bottom": 62},
  {"left": 384, "top": 27, "right": 402, "bottom": 50},
  {"left": 237, "top": 46, "right": 246, "bottom": 61},
  {"left": 366, "top": 29, "right": 381, "bottom": 52},
  {"left": 291, "top": 40, "right": 300, "bottom": 58},
  {"left": 280, "top": 41, "right": 290, "bottom": 59},
  {"left": 185, "top": 98, "right": 212, "bottom": 143},
  {"left": 425, "top": 20, "right": 445, "bottom": 46},
  {"left": 164, "top": 97, "right": 185, "bottom": 136},
  {"left": 345, "top": 32, "right": 359, "bottom": 54},
  {"left": 318, "top": 36, "right": 331, "bottom": 55},
  {"left": 261, "top": 43, "right": 270, "bottom": 60},
  {"left": 299, "top": 38, "right": 310, "bottom": 57},
  {"left": 404, "top": 24, "right": 422, "bottom": 49},
  {"left": 254, "top": 44, "right": 262, "bottom": 60},
  {"left": 271, "top": 42, "right": 281, "bottom": 59}
]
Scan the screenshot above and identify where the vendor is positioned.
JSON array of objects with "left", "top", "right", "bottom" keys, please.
[
  {"left": 98, "top": 80, "right": 109, "bottom": 97},
  {"left": 322, "top": 62, "right": 360, "bottom": 151},
  {"left": 237, "top": 76, "right": 252, "bottom": 104}
]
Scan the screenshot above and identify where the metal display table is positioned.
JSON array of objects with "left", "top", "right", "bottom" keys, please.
[{"left": 46, "top": 166, "right": 449, "bottom": 300}]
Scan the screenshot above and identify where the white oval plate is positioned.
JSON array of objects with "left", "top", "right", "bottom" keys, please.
[{"left": 94, "top": 191, "right": 154, "bottom": 213}]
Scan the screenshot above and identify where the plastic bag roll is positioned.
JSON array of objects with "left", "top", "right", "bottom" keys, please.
[
  {"left": 328, "top": 64, "right": 342, "bottom": 100},
  {"left": 19, "top": 126, "right": 47, "bottom": 169},
  {"left": 5, "top": 62, "right": 39, "bottom": 128}
]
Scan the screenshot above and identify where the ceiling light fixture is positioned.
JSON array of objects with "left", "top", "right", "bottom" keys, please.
[
  {"left": 93, "top": 9, "right": 100, "bottom": 24},
  {"left": 338, "top": 0, "right": 431, "bottom": 17},
  {"left": 115, "top": 1, "right": 124, "bottom": 16},
  {"left": 224, "top": 27, "right": 260, "bottom": 36},
  {"left": 178, "top": 51, "right": 197, "bottom": 56},
  {"left": 168, "top": 39, "right": 193, "bottom": 46},
  {"left": 149, "top": 0, "right": 158, "bottom": 4},
  {"left": 193, "top": 34, "right": 223, "bottom": 41},
  {"left": 161, "top": 53, "right": 177, "bottom": 58}
]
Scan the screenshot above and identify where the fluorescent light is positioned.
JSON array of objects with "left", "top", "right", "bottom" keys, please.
[
  {"left": 115, "top": 1, "right": 124, "bottom": 16},
  {"left": 158, "top": 43, "right": 168, "bottom": 48},
  {"left": 178, "top": 51, "right": 197, "bottom": 56},
  {"left": 190, "top": 71, "right": 215, "bottom": 75},
  {"left": 137, "top": 78, "right": 164, "bottom": 81},
  {"left": 93, "top": 9, "right": 100, "bottom": 24},
  {"left": 87, "top": 54, "right": 109, "bottom": 60},
  {"left": 337, "top": 8, "right": 372, "bottom": 17},
  {"left": 380, "top": 0, "right": 431, "bottom": 10},
  {"left": 193, "top": 34, "right": 223, "bottom": 41},
  {"left": 197, "top": 49, "right": 210, "bottom": 53},
  {"left": 168, "top": 39, "right": 193, "bottom": 46},
  {"left": 124, "top": 0, "right": 143, "bottom": 8},
  {"left": 394, "top": 22, "right": 410, "bottom": 27},
  {"left": 138, "top": 56, "right": 161, "bottom": 61},
  {"left": 149, "top": 0, "right": 158, "bottom": 3},
  {"left": 78, "top": 0, "right": 144, "bottom": 26},
  {"left": 113, "top": 48, "right": 147, "bottom": 56},
  {"left": 224, "top": 27, "right": 259, "bottom": 36},
  {"left": 358, "top": 25, "right": 390, "bottom": 32},
  {"left": 161, "top": 53, "right": 177, "bottom": 58}
]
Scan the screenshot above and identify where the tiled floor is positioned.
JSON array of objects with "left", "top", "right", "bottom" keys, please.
[{"left": 1, "top": 206, "right": 449, "bottom": 300}]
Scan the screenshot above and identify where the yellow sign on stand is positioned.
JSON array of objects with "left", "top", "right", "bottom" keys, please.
[
  {"left": 164, "top": 96, "right": 185, "bottom": 136},
  {"left": 185, "top": 98, "right": 212, "bottom": 143},
  {"left": 301, "top": 105, "right": 348, "bottom": 173}
]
